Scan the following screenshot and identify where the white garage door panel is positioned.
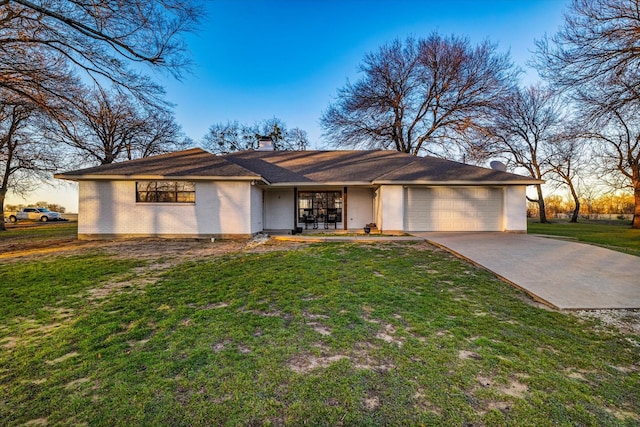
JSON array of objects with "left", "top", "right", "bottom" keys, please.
[{"left": 406, "top": 187, "right": 503, "bottom": 231}]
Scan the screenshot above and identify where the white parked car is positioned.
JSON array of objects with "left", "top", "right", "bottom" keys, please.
[{"left": 12, "top": 207, "right": 63, "bottom": 222}]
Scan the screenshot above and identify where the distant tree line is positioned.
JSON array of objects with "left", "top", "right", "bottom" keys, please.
[
  {"left": 5, "top": 202, "right": 66, "bottom": 213},
  {"left": 527, "top": 193, "right": 635, "bottom": 220}
]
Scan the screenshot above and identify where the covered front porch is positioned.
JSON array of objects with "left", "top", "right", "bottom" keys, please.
[{"left": 262, "top": 186, "right": 377, "bottom": 234}]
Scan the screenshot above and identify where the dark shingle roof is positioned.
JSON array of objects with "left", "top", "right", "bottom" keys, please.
[
  {"left": 222, "top": 150, "right": 540, "bottom": 185},
  {"left": 222, "top": 150, "right": 415, "bottom": 183},
  {"left": 55, "top": 148, "right": 259, "bottom": 180},
  {"left": 373, "top": 155, "right": 535, "bottom": 183},
  {"left": 56, "top": 148, "right": 541, "bottom": 185}
]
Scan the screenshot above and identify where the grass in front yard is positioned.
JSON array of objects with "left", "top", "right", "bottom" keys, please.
[
  {"left": 528, "top": 219, "right": 640, "bottom": 256},
  {"left": 0, "top": 222, "right": 77, "bottom": 246},
  {"left": 0, "top": 254, "right": 142, "bottom": 322},
  {"left": 1, "top": 242, "right": 638, "bottom": 426}
]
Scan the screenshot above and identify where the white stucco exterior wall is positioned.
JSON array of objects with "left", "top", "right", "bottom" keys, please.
[
  {"left": 250, "top": 185, "right": 263, "bottom": 233},
  {"left": 263, "top": 189, "right": 294, "bottom": 230},
  {"left": 378, "top": 185, "right": 404, "bottom": 232},
  {"left": 78, "top": 180, "right": 255, "bottom": 238},
  {"left": 503, "top": 185, "right": 527, "bottom": 232},
  {"left": 346, "top": 188, "right": 374, "bottom": 229}
]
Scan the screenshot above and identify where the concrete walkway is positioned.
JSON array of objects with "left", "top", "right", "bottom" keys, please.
[
  {"left": 272, "top": 234, "right": 423, "bottom": 243},
  {"left": 416, "top": 232, "right": 640, "bottom": 310}
]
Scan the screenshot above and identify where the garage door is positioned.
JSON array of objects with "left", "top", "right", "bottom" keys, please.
[{"left": 405, "top": 187, "right": 503, "bottom": 231}]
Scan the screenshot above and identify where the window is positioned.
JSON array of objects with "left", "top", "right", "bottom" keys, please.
[
  {"left": 136, "top": 181, "right": 195, "bottom": 203},
  {"left": 298, "top": 191, "right": 342, "bottom": 223}
]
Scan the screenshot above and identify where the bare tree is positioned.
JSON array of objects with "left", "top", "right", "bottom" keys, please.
[
  {"left": 43, "top": 86, "right": 188, "bottom": 166},
  {"left": 535, "top": 0, "right": 640, "bottom": 228},
  {"left": 321, "top": 34, "right": 516, "bottom": 157},
  {"left": 485, "top": 86, "right": 565, "bottom": 223},
  {"left": 535, "top": 0, "right": 640, "bottom": 110},
  {"left": 257, "top": 118, "right": 309, "bottom": 151},
  {"left": 203, "top": 118, "right": 309, "bottom": 154},
  {"left": 0, "top": 96, "right": 59, "bottom": 231},
  {"left": 580, "top": 99, "right": 640, "bottom": 226},
  {"left": 545, "top": 132, "right": 588, "bottom": 223},
  {"left": 285, "top": 127, "right": 310, "bottom": 151},
  {"left": 0, "top": 1, "right": 201, "bottom": 218},
  {"left": 0, "top": 0, "right": 203, "bottom": 107},
  {"left": 136, "top": 110, "right": 192, "bottom": 159},
  {"left": 203, "top": 121, "right": 257, "bottom": 154}
]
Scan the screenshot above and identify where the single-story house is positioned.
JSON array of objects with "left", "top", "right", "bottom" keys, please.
[{"left": 55, "top": 142, "right": 541, "bottom": 239}]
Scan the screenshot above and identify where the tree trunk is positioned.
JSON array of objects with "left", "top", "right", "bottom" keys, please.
[
  {"left": 633, "top": 174, "right": 640, "bottom": 229},
  {"left": 570, "top": 200, "right": 580, "bottom": 223},
  {"left": 536, "top": 184, "right": 549, "bottom": 223},
  {"left": 0, "top": 189, "right": 6, "bottom": 232},
  {"left": 567, "top": 180, "right": 580, "bottom": 223}
]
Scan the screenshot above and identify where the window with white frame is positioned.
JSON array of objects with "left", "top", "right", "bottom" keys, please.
[{"left": 136, "top": 181, "right": 195, "bottom": 203}]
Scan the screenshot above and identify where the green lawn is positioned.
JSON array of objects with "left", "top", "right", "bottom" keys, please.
[
  {"left": 0, "top": 222, "right": 78, "bottom": 245},
  {"left": 528, "top": 219, "right": 640, "bottom": 256},
  {"left": 0, "top": 234, "right": 638, "bottom": 426}
]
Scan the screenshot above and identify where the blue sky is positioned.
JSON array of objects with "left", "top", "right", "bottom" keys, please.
[
  {"left": 11, "top": 0, "right": 569, "bottom": 211},
  {"left": 162, "top": 0, "right": 569, "bottom": 147}
]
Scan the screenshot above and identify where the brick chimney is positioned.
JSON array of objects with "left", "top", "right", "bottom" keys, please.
[{"left": 258, "top": 136, "right": 274, "bottom": 151}]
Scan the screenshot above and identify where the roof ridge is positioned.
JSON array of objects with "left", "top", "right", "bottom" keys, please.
[{"left": 116, "top": 147, "right": 208, "bottom": 162}]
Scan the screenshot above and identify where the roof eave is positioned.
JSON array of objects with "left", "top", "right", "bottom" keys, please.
[
  {"left": 54, "top": 174, "right": 265, "bottom": 183},
  {"left": 372, "top": 180, "right": 544, "bottom": 186},
  {"left": 267, "top": 181, "right": 375, "bottom": 187}
]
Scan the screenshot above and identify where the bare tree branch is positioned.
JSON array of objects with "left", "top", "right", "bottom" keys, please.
[
  {"left": 321, "top": 34, "right": 516, "bottom": 159},
  {"left": 0, "top": 94, "right": 59, "bottom": 231},
  {"left": 535, "top": 0, "right": 640, "bottom": 227},
  {"left": 0, "top": 0, "right": 203, "bottom": 107},
  {"left": 42, "top": 86, "right": 188, "bottom": 166},
  {"left": 485, "top": 85, "right": 568, "bottom": 223}
]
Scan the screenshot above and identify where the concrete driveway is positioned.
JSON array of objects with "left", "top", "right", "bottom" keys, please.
[{"left": 415, "top": 232, "right": 640, "bottom": 310}]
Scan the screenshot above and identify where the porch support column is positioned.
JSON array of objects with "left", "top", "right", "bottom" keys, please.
[
  {"left": 343, "top": 187, "right": 348, "bottom": 230},
  {"left": 293, "top": 187, "right": 298, "bottom": 229}
]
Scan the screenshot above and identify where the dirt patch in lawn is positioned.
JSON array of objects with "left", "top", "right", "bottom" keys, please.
[
  {"left": 23, "top": 418, "right": 48, "bottom": 426},
  {"left": 288, "top": 342, "right": 394, "bottom": 374},
  {"left": 46, "top": 351, "right": 80, "bottom": 365},
  {"left": 0, "top": 237, "right": 95, "bottom": 261},
  {"left": 288, "top": 354, "right": 349, "bottom": 373},
  {"left": 0, "top": 234, "right": 309, "bottom": 265}
]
